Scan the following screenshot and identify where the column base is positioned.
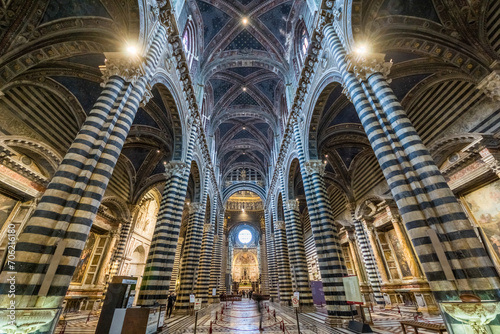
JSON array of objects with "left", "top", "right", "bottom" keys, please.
[
  {"left": 279, "top": 301, "right": 291, "bottom": 307},
  {"left": 324, "top": 315, "right": 350, "bottom": 327},
  {"left": 208, "top": 297, "right": 220, "bottom": 304},
  {"left": 299, "top": 305, "right": 317, "bottom": 313}
]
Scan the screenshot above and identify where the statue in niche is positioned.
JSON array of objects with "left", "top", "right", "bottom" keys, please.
[{"left": 240, "top": 169, "right": 246, "bottom": 180}]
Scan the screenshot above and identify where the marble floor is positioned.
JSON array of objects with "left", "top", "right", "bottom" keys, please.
[
  {"left": 54, "top": 300, "right": 446, "bottom": 334},
  {"left": 181, "top": 298, "right": 316, "bottom": 334}
]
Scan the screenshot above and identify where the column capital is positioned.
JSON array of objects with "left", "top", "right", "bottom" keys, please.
[
  {"left": 477, "top": 70, "right": 500, "bottom": 102},
  {"left": 189, "top": 202, "right": 203, "bottom": 214},
  {"left": 99, "top": 52, "right": 146, "bottom": 86},
  {"left": 140, "top": 83, "right": 153, "bottom": 107},
  {"left": 203, "top": 223, "right": 212, "bottom": 232},
  {"left": 285, "top": 200, "right": 299, "bottom": 212},
  {"left": 164, "top": 161, "right": 190, "bottom": 178},
  {"left": 304, "top": 160, "right": 326, "bottom": 177},
  {"left": 346, "top": 52, "right": 392, "bottom": 82},
  {"left": 274, "top": 220, "right": 286, "bottom": 230}
]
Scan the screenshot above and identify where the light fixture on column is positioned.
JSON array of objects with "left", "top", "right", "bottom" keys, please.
[
  {"left": 354, "top": 43, "right": 369, "bottom": 55},
  {"left": 126, "top": 44, "right": 139, "bottom": 56}
]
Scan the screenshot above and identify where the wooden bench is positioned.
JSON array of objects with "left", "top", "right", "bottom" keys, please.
[{"left": 400, "top": 320, "right": 447, "bottom": 334}]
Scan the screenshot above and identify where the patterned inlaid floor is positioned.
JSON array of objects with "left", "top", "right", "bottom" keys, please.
[{"left": 54, "top": 300, "right": 447, "bottom": 334}]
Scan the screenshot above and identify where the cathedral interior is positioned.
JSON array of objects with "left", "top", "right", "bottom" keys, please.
[{"left": 0, "top": 0, "right": 500, "bottom": 333}]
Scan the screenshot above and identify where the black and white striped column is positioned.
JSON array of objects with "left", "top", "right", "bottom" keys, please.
[
  {"left": 273, "top": 219, "right": 293, "bottom": 305},
  {"left": 260, "top": 233, "right": 270, "bottom": 294},
  {"left": 291, "top": 120, "right": 353, "bottom": 322},
  {"left": 264, "top": 209, "right": 278, "bottom": 301},
  {"left": 350, "top": 213, "right": 385, "bottom": 306},
  {"left": 196, "top": 188, "right": 215, "bottom": 304},
  {"left": 176, "top": 202, "right": 206, "bottom": 310},
  {"left": 209, "top": 202, "right": 223, "bottom": 301},
  {"left": 138, "top": 123, "right": 198, "bottom": 305},
  {"left": 0, "top": 25, "right": 168, "bottom": 309},
  {"left": 283, "top": 199, "right": 314, "bottom": 307},
  {"left": 325, "top": 22, "right": 500, "bottom": 302}
]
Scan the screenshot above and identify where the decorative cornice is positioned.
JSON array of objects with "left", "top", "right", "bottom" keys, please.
[
  {"left": 159, "top": 9, "right": 223, "bottom": 209},
  {"left": 99, "top": 52, "right": 146, "bottom": 86},
  {"left": 0, "top": 145, "right": 49, "bottom": 186},
  {"left": 346, "top": 52, "right": 392, "bottom": 82},
  {"left": 477, "top": 70, "right": 500, "bottom": 101},
  {"left": 304, "top": 160, "right": 326, "bottom": 177},
  {"left": 479, "top": 147, "right": 500, "bottom": 176}
]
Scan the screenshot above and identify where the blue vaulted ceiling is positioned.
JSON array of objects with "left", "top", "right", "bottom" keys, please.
[
  {"left": 210, "top": 79, "right": 233, "bottom": 104},
  {"left": 195, "top": 0, "right": 231, "bottom": 47},
  {"left": 258, "top": 1, "right": 293, "bottom": 46},
  {"left": 228, "top": 67, "right": 260, "bottom": 77},
  {"left": 231, "top": 93, "right": 259, "bottom": 106},
  {"left": 225, "top": 30, "right": 266, "bottom": 51},
  {"left": 41, "top": 0, "right": 110, "bottom": 24},
  {"left": 379, "top": 0, "right": 440, "bottom": 23}
]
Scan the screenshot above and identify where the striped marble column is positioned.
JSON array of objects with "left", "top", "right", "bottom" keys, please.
[
  {"left": 209, "top": 206, "right": 224, "bottom": 300},
  {"left": 292, "top": 121, "right": 353, "bottom": 322},
  {"left": 273, "top": 220, "right": 293, "bottom": 305},
  {"left": 138, "top": 124, "right": 198, "bottom": 306},
  {"left": 324, "top": 22, "right": 500, "bottom": 302},
  {"left": 259, "top": 233, "right": 270, "bottom": 294},
  {"left": 176, "top": 202, "right": 206, "bottom": 310},
  {"left": 264, "top": 209, "right": 278, "bottom": 300},
  {"left": 196, "top": 221, "right": 214, "bottom": 304},
  {"left": 350, "top": 213, "right": 385, "bottom": 306},
  {"left": 108, "top": 220, "right": 131, "bottom": 278},
  {"left": 137, "top": 160, "right": 192, "bottom": 305},
  {"left": 0, "top": 25, "right": 168, "bottom": 309},
  {"left": 283, "top": 199, "right": 314, "bottom": 307},
  {"left": 195, "top": 175, "right": 213, "bottom": 304}
]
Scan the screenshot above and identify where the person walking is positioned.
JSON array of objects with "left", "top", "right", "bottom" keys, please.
[
  {"left": 167, "top": 292, "right": 176, "bottom": 318},
  {"left": 254, "top": 293, "right": 264, "bottom": 331}
]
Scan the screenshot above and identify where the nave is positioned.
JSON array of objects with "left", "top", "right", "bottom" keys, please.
[
  {"left": 55, "top": 297, "right": 448, "bottom": 334},
  {"left": 1, "top": 0, "right": 500, "bottom": 333}
]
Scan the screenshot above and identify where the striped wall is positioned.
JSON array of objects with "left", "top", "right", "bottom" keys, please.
[
  {"left": 486, "top": 0, "right": 500, "bottom": 55},
  {"left": 169, "top": 236, "right": 184, "bottom": 293},
  {"left": 406, "top": 80, "right": 484, "bottom": 145},
  {"left": 328, "top": 185, "right": 347, "bottom": 219},
  {"left": 0, "top": 25, "right": 168, "bottom": 309},
  {"left": 0, "top": 84, "right": 80, "bottom": 152}
]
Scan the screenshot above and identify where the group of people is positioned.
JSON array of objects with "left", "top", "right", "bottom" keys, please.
[{"left": 238, "top": 290, "right": 254, "bottom": 299}]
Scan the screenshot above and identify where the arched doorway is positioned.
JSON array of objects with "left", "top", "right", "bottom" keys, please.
[{"left": 225, "top": 191, "right": 264, "bottom": 294}]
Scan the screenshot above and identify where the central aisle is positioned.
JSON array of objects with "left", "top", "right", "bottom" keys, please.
[{"left": 189, "top": 298, "right": 315, "bottom": 334}]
